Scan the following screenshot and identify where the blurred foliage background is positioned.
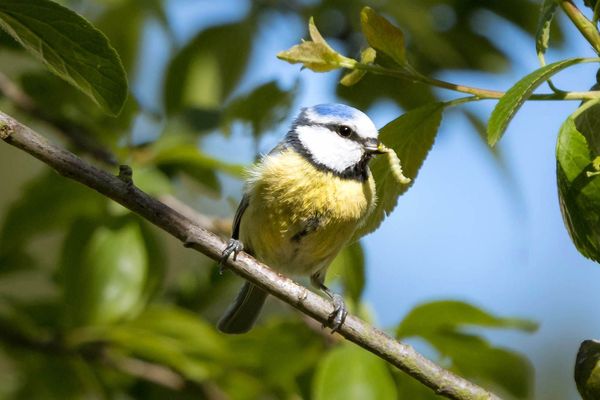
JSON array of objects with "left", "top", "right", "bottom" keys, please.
[{"left": 0, "top": 0, "right": 590, "bottom": 399}]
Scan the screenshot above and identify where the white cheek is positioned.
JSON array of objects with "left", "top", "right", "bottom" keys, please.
[{"left": 296, "top": 126, "right": 363, "bottom": 172}]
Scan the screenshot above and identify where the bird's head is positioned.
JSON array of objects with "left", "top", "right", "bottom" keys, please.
[{"left": 286, "top": 104, "right": 383, "bottom": 180}]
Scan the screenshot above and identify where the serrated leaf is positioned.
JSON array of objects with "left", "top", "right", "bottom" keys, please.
[
  {"left": 312, "top": 344, "right": 397, "bottom": 400},
  {"left": 352, "top": 103, "right": 444, "bottom": 240},
  {"left": 487, "top": 58, "right": 588, "bottom": 146},
  {"left": 575, "top": 340, "right": 600, "bottom": 400},
  {"left": 326, "top": 242, "right": 365, "bottom": 303},
  {"left": 360, "top": 7, "right": 407, "bottom": 66},
  {"left": 556, "top": 108, "right": 600, "bottom": 262},
  {"left": 0, "top": 0, "right": 128, "bottom": 115},
  {"left": 397, "top": 300, "right": 538, "bottom": 339},
  {"left": 536, "top": 0, "right": 557, "bottom": 67}
]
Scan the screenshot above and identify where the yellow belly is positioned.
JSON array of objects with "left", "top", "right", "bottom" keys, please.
[{"left": 239, "top": 149, "right": 375, "bottom": 276}]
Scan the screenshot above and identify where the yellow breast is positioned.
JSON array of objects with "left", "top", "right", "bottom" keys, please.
[{"left": 239, "top": 149, "right": 376, "bottom": 275}]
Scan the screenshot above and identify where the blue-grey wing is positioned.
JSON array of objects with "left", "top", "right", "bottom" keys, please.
[{"left": 231, "top": 193, "right": 249, "bottom": 240}]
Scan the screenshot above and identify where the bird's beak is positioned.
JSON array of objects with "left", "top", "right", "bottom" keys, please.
[{"left": 364, "top": 138, "right": 385, "bottom": 155}]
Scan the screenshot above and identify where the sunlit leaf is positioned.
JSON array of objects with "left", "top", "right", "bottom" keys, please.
[
  {"left": 340, "top": 47, "right": 376, "bottom": 87},
  {"left": 575, "top": 340, "right": 600, "bottom": 400},
  {"left": 312, "top": 344, "right": 397, "bottom": 400},
  {"left": 0, "top": 0, "right": 128, "bottom": 115},
  {"left": 277, "top": 41, "right": 354, "bottom": 72},
  {"left": 556, "top": 107, "right": 600, "bottom": 262},
  {"left": 352, "top": 103, "right": 444, "bottom": 240},
  {"left": 360, "top": 7, "right": 407, "bottom": 66},
  {"left": 487, "top": 58, "right": 588, "bottom": 146}
]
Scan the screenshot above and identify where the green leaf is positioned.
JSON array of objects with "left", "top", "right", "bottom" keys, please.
[
  {"left": 0, "top": 171, "right": 104, "bottom": 256},
  {"left": 83, "top": 305, "right": 228, "bottom": 382},
  {"left": 221, "top": 80, "right": 297, "bottom": 138},
  {"left": 164, "top": 21, "right": 254, "bottom": 115},
  {"left": 428, "top": 332, "right": 533, "bottom": 399},
  {"left": 277, "top": 17, "right": 355, "bottom": 72},
  {"left": 313, "top": 344, "right": 397, "bottom": 400},
  {"left": 340, "top": 47, "right": 376, "bottom": 87},
  {"left": 397, "top": 300, "right": 537, "bottom": 339},
  {"left": 152, "top": 144, "right": 245, "bottom": 192},
  {"left": 487, "top": 58, "right": 589, "bottom": 146},
  {"left": 228, "top": 319, "right": 325, "bottom": 392},
  {"left": 396, "top": 300, "right": 536, "bottom": 399},
  {"left": 64, "top": 221, "right": 148, "bottom": 325},
  {"left": 352, "top": 103, "right": 444, "bottom": 240},
  {"left": 360, "top": 7, "right": 407, "bottom": 66},
  {"left": 0, "top": 0, "right": 128, "bottom": 115},
  {"left": 277, "top": 41, "right": 354, "bottom": 72},
  {"left": 535, "top": 0, "right": 557, "bottom": 67},
  {"left": 556, "top": 107, "right": 600, "bottom": 262},
  {"left": 575, "top": 340, "right": 600, "bottom": 400},
  {"left": 326, "top": 242, "right": 365, "bottom": 304}
]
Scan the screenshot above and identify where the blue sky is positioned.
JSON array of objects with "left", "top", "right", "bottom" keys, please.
[{"left": 147, "top": 2, "right": 600, "bottom": 398}]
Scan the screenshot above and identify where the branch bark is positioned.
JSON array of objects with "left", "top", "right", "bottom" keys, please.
[{"left": 0, "top": 110, "right": 501, "bottom": 400}]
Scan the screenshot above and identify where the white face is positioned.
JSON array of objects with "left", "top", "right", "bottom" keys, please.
[{"left": 292, "top": 104, "right": 379, "bottom": 174}]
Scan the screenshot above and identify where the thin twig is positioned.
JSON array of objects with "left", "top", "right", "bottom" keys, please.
[
  {"left": 0, "top": 111, "right": 501, "bottom": 400},
  {"left": 355, "top": 59, "right": 600, "bottom": 100}
]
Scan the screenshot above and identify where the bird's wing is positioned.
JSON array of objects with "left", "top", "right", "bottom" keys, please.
[{"left": 231, "top": 193, "right": 249, "bottom": 240}]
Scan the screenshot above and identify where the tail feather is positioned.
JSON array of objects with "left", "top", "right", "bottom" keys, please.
[{"left": 218, "top": 282, "right": 268, "bottom": 334}]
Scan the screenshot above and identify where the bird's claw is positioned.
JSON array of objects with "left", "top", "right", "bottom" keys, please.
[
  {"left": 325, "top": 292, "right": 348, "bottom": 333},
  {"left": 219, "top": 238, "right": 243, "bottom": 274}
]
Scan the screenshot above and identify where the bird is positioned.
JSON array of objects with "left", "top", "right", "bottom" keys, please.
[{"left": 218, "top": 103, "right": 384, "bottom": 334}]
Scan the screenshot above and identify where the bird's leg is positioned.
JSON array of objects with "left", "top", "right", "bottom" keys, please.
[
  {"left": 219, "top": 238, "right": 243, "bottom": 274},
  {"left": 311, "top": 273, "right": 348, "bottom": 333}
]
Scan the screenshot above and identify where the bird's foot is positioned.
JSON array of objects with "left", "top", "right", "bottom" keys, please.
[
  {"left": 219, "top": 238, "right": 243, "bottom": 274},
  {"left": 325, "top": 291, "right": 348, "bottom": 333}
]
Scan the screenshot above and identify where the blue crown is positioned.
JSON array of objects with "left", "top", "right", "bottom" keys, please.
[{"left": 310, "top": 104, "right": 359, "bottom": 120}]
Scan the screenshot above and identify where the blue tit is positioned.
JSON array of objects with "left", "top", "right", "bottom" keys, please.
[{"left": 218, "top": 103, "right": 384, "bottom": 334}]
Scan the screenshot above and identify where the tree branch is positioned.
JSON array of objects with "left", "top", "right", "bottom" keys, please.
[{"left": 0, "top": 110, "right": 501, "bottom": 400}]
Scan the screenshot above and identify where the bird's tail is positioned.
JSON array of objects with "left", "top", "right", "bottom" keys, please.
[{"left": 217, "top": 282, "right": 268, "bottom": 334}]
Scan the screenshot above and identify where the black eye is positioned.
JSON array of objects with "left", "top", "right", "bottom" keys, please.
[{"left": 337, "top": 125, "right": 353, "bottom": 137}]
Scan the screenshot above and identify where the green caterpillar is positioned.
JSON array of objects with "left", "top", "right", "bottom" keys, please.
[{"left": 379, "top": 144, "right": 411, "bottom": 185}]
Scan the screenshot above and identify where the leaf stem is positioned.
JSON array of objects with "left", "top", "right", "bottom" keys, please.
[
  {"left": 558, "top": 0, "right": 600, "bottom": 54},
  {"left": 354, "top": 60, "right": 600, "bottom": 101}
]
